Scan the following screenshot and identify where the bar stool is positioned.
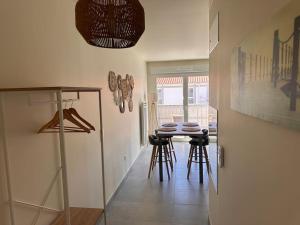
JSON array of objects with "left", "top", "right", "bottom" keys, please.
[
  {"left": 189, "top": 135, "right": 200, "bottom": 161},
  {"left": 187, "top": 131, "right": 210, "bottom": 180},
  {"left": 163, "top": 135, "right": 177, "bottom": 163},
  {"left": 202, "top": 130, "right": 209, "bottom": 162},
  {"left": 168, "top": 136, "right": 177, "bottom": 162},
  {"left": 148, "top": 135, "right": 172, "bottom": 179}
]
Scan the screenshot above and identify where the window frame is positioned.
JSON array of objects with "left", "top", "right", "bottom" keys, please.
[
  {"left": 188, "top": 86, "right": 196, "bottom": 105},
  {"left": 157, "top": 87, "right": 164, "bottom": 105}
]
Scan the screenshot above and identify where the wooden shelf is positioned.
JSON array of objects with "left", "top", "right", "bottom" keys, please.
[{"left": 50, "top": 207, "right": 104, "bottom": 225}]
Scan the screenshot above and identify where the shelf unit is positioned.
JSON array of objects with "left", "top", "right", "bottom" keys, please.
[
  {"left": 0, "top": 87, "right": 106, "bottom": 225},
  {"left": 50, "top": 207, "right": 104, "bottom": 225}
]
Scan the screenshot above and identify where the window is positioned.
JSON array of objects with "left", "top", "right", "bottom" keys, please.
[
  {"left": 157, "top": 88, "right": 164, "bottom": 105},
  {"left": 164, "top": 87, "right": 183, "bottom": 105},
  {"left": 196, "top": 85, "right": 209, "bottom": 104},
  {"left": 155, "top": 75, "right": 209, "bottom": 128},
  {"left": 188, "top": 87, "right": 195, "bottom": 104}
]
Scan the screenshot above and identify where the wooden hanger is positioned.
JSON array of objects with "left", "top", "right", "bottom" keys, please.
[
  {"left": 62, "top": 109, "right": 91, "bottom": 133},
  {"left": 38, "top": 109, "right": 91, "bottom": 133},
  {"left": 38, "top": 111, "right": 59, "bottom": 133},
  {"left": 68, "top": 107, "right": 95, "bottom": 131}
]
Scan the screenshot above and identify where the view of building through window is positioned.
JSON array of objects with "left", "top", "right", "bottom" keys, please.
[{"left": 156, "top": 75, "right": 209, "bottom": 129}]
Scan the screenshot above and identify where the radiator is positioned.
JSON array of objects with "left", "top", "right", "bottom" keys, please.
[{"left": 140, "top": 102, "right": 148, "bottom": 146}]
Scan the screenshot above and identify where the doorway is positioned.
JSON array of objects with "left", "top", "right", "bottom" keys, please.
[{"left": 156, "top": 75, "right": 209, "bottom": 129}]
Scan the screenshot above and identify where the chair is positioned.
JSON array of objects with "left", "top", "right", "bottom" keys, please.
[
  {"left": 163, "top": 135, "right": 177, "bottom": 163},
  {"left": 148, "top": 135, "right": 173, "bottom": 179},
  {"left": 187, "top": 129, "right": 210, "bottom": 180},
  {"left": 202, "top": 130, "right": 209, "bottom": 161}
]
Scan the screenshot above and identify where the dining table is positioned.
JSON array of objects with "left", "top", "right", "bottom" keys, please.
[{"left": 155, "top": 122, "right": 204, "bottom": 183}]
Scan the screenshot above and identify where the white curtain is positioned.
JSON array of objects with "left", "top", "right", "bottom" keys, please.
[{"left": 148, "top": 93, "right": 159, "bottom": 134}]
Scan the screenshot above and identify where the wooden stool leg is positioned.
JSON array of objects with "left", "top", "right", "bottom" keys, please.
[
  {"left": 163, "top": 147, "right": 170, "bottom": 180},
  {"left": 168, "top": 140, "right": 172, "bottom": 154},
  {"left": 166, "top": 145, "right": 173, "bottom": 171},
  {"left": 203, "top": 146, "right": 210, "bottom": 174},
  {"left": 187, "top": 144, "right": 193, "bottom": 168},
  {"left": 199, "top": 146, "right": 203, "bottom": 183},
  {"left": 148, "top": 146, "right": 156, "bottom": 178},
  {"left": 170, "top": 137, "right": 174, "bottom": 149},
  {"left": 172, "top": 149, "right": 177, "bottom": 162},
  {"left": 187, "top": 146, "right": 194, "bottom": 179},
  {"left": 194, "top": 146, "right": 198, "bottom": 160},
  {"left": 152, "top": 146, "right": 158, "bottom": 171},
  {"left": 167, "top": 139, "right": 174, "bottom": 163}
]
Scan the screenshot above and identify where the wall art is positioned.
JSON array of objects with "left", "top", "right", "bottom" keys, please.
[
  {"left": 108, "top": 71, "right": 134, "bottom": 113},
  {"left": 231, "top": 0, "right": 300, "bottom": 131}
]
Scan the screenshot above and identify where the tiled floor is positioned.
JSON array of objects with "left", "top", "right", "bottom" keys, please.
[{"left": 106, "top": 142, "right": 209, "bottom": 225}]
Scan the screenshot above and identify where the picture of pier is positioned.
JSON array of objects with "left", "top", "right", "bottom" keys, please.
[{"left": 231, "top": 0, "right": 300, "bottom": 130}]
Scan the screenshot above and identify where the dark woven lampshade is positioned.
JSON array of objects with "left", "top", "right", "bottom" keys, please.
[{"left": 75, "top": 0, "right": 145, "bottom": 49}]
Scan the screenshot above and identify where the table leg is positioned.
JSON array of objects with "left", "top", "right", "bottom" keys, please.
[
  {"left": 199, "top": 144, "right": 203, "bottom": 184},
  {"left": 158, "top": 137, "right": 163, "bottom": 182}
]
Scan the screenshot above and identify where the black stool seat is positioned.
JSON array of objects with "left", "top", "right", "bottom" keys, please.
[
  {"left": 189, "top": 139, "right": 201, "bottom": 146},
  {"left": 153, "top": 139, "right": 169, "bottom": 146},
  {"left": 189, "top": 135, "right": 200, "bottom": 139},
  {"left": 149, "top": 135, "right": 169, "bottom": 146},
  {"left": 202, "top": 129, "right": 208, "bottom": 135},
  {"left": 162, "top": 135, "right": 173, "bottom": 138},
  {"left": 190, "top": 129, "right": 208, "bottom": 139},
  {"left": 202, "top": 137, "right": 209, "bottom": 146}
]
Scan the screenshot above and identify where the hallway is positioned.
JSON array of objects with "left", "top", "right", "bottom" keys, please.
[{"left": 106, "top": 143, "right": 209, "bottom": 225}]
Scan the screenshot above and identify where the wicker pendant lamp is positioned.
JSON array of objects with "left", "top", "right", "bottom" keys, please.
[{"left": 75, "top": 0, "right": 145, "bottom": 49}]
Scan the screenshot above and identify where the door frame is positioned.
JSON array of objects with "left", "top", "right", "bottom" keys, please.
[{"left": 154, "top": 74, "right": 209, "bottom": 141}]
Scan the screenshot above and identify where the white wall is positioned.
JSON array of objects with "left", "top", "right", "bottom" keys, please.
[
  {"left": 0, "top": 137, "right": 8, "bottom": 224},
  {"left": 209, "top": 1, "right": 300, "bottom": 225},
  {"left": 0, "top": 1, "right": 147, "bottom": 225},
  {"left": 138, "top": 0, "right": 209, "bottom": 61}
]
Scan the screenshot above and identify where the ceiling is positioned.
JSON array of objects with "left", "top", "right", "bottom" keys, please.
[{"left": 135, "top": 0, "right": 209, "bottom": 61}]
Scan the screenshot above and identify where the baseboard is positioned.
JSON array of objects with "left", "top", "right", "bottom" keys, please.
[
  {"left": 106, "top": 176, "right": 127, "bottom": 208},
  {"left": 106, "top": 146, "right": 145, "bottom": 207}
]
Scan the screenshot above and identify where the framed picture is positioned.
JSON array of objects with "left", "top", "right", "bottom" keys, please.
[{"left": 231, "top": 0, "right": 300, "bottom": 131}]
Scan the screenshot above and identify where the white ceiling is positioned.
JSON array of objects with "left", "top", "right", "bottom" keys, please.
[{"left": 135, "top": 0, "right": 209, "bottom": 61}]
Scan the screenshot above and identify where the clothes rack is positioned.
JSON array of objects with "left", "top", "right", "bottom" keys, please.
[{"left": 0, "top": 87, "right": 106, "bottom": 225}]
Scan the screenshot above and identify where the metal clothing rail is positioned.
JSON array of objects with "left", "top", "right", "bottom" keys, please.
[{"left": 0, "top": 87, "right": 106, "bottom": 225}]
